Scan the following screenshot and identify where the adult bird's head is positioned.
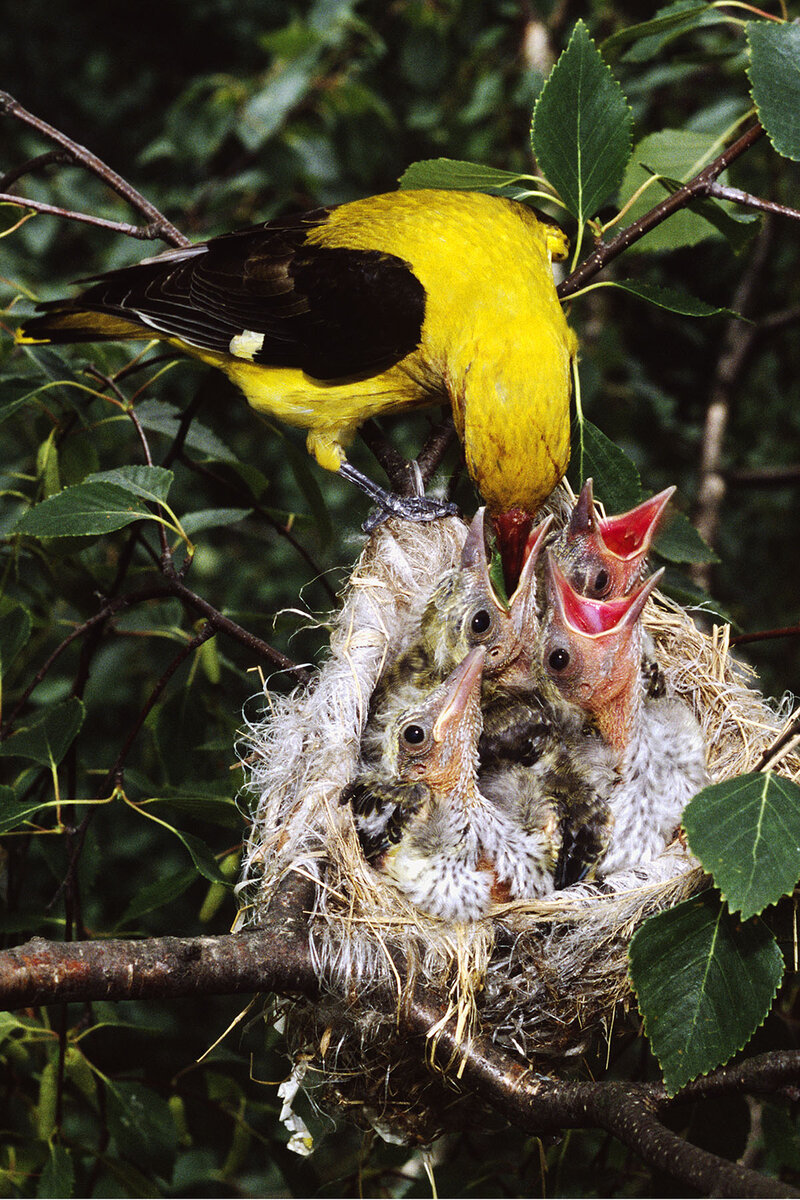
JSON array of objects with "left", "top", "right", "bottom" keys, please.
[
  {"left": 555, "top": 479, "right": 675, "bottom": 599},
  {"left": 540, "top": 553, "right": 664, "bottom": 752}
]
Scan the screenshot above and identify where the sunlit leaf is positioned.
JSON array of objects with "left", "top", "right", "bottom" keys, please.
[
  {"left": 619, "top": 129, "right": 725, "bottom": 252},
  {"left": 629, "top": 890, "right": 783, "bottom": 1095},
  {"left": 683, "top": 772, "right": 800, "bottom": 919},
  {"left": 532, "top": 20, "right": 632, "bottom": 223},
  {"left": 399, "top": 158, "right": 533, "bottom": 193},
  {"left": 601, "top": 2, "right": 711, "bottom": 60},
  {"left": 14, "top": 482, "right": 160, "bottom": 538},
  {"left": 85, "top": 465, "right": 173, "bottom": 506}
]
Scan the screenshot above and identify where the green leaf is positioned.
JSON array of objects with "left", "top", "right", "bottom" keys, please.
[
  {"left": 0, "top": 699, "right": 85, "bottom": 768},
  {"left": 37, "top": 1143, "right": 74, "bottom": 1200},
  {"left": 135, "top": 399, "right": 238, "bottom": 463},
  {"left": 0, "top": 605, "right": 32, "bottom": 674},
  {"left": 683, "top": 772, "right": 800, "bottom": 920},
  {"left": 600, "top": 280, "right": 738, "bottom": 318},
  {"left": 0, "top": 795, "right": 60, "bottom": 835},
  {"left": 399, "top": 158, "right": 533, "bottom": 194},
  {"left": 619, "top": 130, "right": 726, "bottom": 252},
  {"left": 532, "top": 20, "right": 632, "bottom": 224},
  {"left": 282, "top": 435, "right": 332, "bottom": 545},
  {"left": 14, "top": 482, "right": 160, "bottom": 538},
  {"left": 107, "top": 1081, "right": 177, "bottom": 1178},
  {"left": 85, "top": 465, "right": 173, "bottom": 506},
  {"left": 747, "top": 21, "right": 800, "bottom": 162},
  {"left": 654, "top": 511, "right": 719, "bottom": 565},
  {"left": 0, "top": 378, "right": 50, "bottom": 426},
  {"left": 115, "top": 867, "right": 199, "bottom": 928},
  {"left": 569, "top": 420, "right": 641, "bottom": 512},
  {"left": 601, "top": 2, "right": 711, "bottom": 60},
  {"left": 180, "top": 507, "right": 252, "bottom": 535},
  {"left": 629, "top": 890, "right": 783, "bottom": 1095}
]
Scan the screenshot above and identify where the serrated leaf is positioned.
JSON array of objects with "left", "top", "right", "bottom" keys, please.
[
  {"left": 629, "top": 890, "right": 783, "bottom": 1095},
  {"left": 14, "top": 482, "right": 159, "bottom": 537},
  {"left": 399, "top": 158, "right": 531, "bottom": 194},
  {"left": 0, "top": 605, "right": 32, "bottom": 673},
  {"left": 0, "top": 699, "right": 85, "bottom": 768},
  {"left": 37, "top": 1143, "right": 74, "bottom": 1200},
  {"left": 619, "top": 130, "right": 726, "bottom": 252},
  {"left": 683, "top": 772, "right": 800, "bottom": 920},
  {"left": 601, "top": 2, "right": 711, "bottom": 60},
  {"left": 180, "top": 507, "right": 252, "bottom": 535},
  {"left": 85, "top": 465, "right": 173, "bottom": 506},
  {"left": 569, "top": 420, "right": 641, "bottom": 511},
  {"left": 135, "top": 399, "right": 238, "bottom": 463},
  {"left": 654, "top": 510, "right": 719, "bottom": 565},
  {"left": 532, "top": 20, "right": 632, "bottom": 223},
  {"left": 107, "top": 1081, "right": 177, "bottom": 1178},
  {"left": 747, "top": 21, "right": 800, "bottom": 162},
  {"left": 602, "top": 279, "right": 738, "bottom": 318}
]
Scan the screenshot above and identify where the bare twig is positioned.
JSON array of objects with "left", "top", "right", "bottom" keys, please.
[
  {"left": 0, "top": 148, "right": 73, "bottom": 191},
  {"left": 416, "top": 416, "right": 458, "bottom": 487},
  {"left": 708, "top": 182, "right": 800, "bottom": 223},
  {"left": 731, "top": 623, "right": 800, "bottom": 647},
  {"left": 0, "top": 193, "right": 178, "bottom": 242},
  {"left": 726, "top": 465, "right": 800, "bottom": 487},
  {"left": 0, "top": 90, "right": 189, "bottom": 247}
]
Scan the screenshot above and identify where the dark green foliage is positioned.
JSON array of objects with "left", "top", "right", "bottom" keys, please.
[{"left": 2, "top": 1, "right": 800, "bottom": 1196}]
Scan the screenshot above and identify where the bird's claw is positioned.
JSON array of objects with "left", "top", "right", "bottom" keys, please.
[{"left": 362, "top": 495, "right": 460, "bottom": 532}]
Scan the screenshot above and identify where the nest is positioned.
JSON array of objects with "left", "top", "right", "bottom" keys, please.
[{"left": 237, "top": 490, "right": 800, "bottom": 1145}]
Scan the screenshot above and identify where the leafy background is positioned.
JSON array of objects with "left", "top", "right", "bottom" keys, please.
[{"left": 1, "top": 0, "right": 800, "bottom": 1195}]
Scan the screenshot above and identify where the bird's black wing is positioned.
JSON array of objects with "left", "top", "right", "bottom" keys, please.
[{"left": 28, "top": 208, "right": 427, "bottom": 381}]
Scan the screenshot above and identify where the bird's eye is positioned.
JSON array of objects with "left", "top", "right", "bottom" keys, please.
[
  {"left": 548, "top": 648, "right": 571, "bottom": 672},
  {"left": 591, "top": 568, "right": 611, "bottom": 597},
  {"left": 470, "top": 608, "right": 492, "bottom": 635},
  {"left": 402, "top": 724, "right": 426, "bottom": 745}
]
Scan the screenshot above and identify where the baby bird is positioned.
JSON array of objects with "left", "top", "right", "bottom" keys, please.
[
  {"left": 550, "top": 478, "right": 675, "bottom": 600},
  {"left": 347, "top": 647, "right": 560, "bottom": 920},
  {"left": 540, "top": 553, "right": 709, "bottom": 875},
  {"left": 360, "top": 508, "right": 551, "bottom": 773}
]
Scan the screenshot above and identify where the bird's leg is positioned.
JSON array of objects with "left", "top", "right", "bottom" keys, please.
[{"left": 337, "top": 461, "right": 459, "bottom": 530}]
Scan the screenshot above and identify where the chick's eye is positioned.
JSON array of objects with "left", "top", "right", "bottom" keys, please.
[
  {"left": 592, "top": 568, "right": 611, "bottom": 597},
  {"left": 470, "top": 609, "right": 492, "bottom": 635},
  {"left": 548, "top": 648, "right": 571, "bottom": 672},
  {"left": 402, "top": 724, "right": 426, "bottom": 745}
]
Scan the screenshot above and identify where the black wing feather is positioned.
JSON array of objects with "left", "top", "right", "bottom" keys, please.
[{"left": 32, "top": 207, "right": 426, "bottom": 381}]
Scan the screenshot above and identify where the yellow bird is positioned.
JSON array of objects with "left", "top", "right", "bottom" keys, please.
[{"left": 17, "top": 189, "right": 576, "bottom": 555}]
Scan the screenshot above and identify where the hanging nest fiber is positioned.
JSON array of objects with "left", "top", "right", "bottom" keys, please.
[{"left": 236, "top": 489, "right": 800, "bottom": 1144}]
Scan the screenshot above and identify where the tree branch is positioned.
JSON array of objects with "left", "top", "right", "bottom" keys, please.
[
  {"left": 557, "top": 122, "right": 766, "bottom": 300},
  {"left": 0, "top": 90, "right": 189, "bottom": 247},
  {"left": 1, "top": 925, "right": 797, "bottom": 1197}
]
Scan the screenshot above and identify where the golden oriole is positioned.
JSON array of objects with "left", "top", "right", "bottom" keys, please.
[{"left": 17, "top": 188, "right": 576, "bottom": 559}]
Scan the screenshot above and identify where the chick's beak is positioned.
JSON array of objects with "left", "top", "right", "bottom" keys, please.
[
  {"left": 547, "top": 553, "right": 665, "bottom": 637},
  {"left": 432, "top": 645, "right": 486, "bottom": 741},
  {"left": 508, "top": 513, "right": 554, "bottom": 636}
]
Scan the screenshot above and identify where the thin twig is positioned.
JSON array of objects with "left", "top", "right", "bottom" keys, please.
[
  {"left": 0, "top": 148, "right": 73, "bottom": 191},
  {"left": 0, "top": 90, "right": 189, "bottom": 247},
  {"left": 0, "top": 193, "right": 179, "bottom": 242},
  {"left": 708, "top": 182, "right": 800, "bottom": 223},
  {"left": 731, "top": 623, "right": 800, "bottom": 647},
  {"left": 416, "top": 417, "right": 458, "bottom": 487}
]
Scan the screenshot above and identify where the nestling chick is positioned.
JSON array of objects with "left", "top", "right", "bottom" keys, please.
[
  {"left": 347, "top": 647, "right": 561, "bottom": 920},
  {"left": 550, "top": 478, "right": 675, "bottom": 600},
  {"left": 540, "top": 554, "right": 709, "bottom": 874}
]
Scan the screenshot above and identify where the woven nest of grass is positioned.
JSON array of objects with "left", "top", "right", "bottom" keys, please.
[{"left": 236, "top": 486, "right": 800, "bottom": 1144}]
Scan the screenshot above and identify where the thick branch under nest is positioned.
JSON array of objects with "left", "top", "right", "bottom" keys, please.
[{"left": 236, "top": 489, "right": 800, "bottom": 1143}]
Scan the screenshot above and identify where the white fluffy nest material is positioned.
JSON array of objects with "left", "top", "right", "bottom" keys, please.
[{"left": 237, "top": 490, "right": 799, "bottom": 1142}]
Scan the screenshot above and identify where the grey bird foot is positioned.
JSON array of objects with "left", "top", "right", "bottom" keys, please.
[{"left": 337, "top": 461, "right": 459, "bottom": 530}]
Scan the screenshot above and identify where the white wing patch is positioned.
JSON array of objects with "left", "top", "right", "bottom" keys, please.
[{"left": 229, "top": 330, "right": 266, "bottom": 360}]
